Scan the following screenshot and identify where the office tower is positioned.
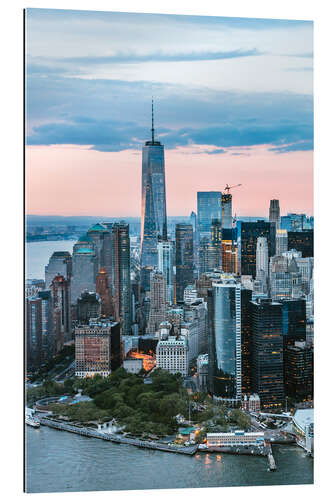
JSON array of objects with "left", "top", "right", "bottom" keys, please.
[
  {"left": 250, "top": 298, "right": 284, "bottom": 408},
  {"left": 111, "top": 222, "right": 132, "bottom": 335},
  {"left": 241, "top": 288, "right": 253, "bottom": 393},
  {"left": 183, "top": 284, "right": 198, "bottom": 304},
  {"left": 210, "top": 218, "right": 223, "bottom": 270},
  {"left": 71, "top": 234, "right": 98, "bottom": 304},
  {"left": 25, "top": 296, "right": 42, "bottom": 369},
  {"left": 240, "top": 221, "right": 276, "bottom": 277},
  {"left": 180, "top": 321, "right": 200, "bottom": 361},
  {"left": 269, "top": 199, "right": 280, "bottom": 230},
  {"left": 284, "top": 341, "right": 313, "bottom": 400},
  {"left": 269, "top": 255, "right": 292, "bottom": 300},
  {"left": 140, "top": 265, "right": 154, "bottom": 294},
  {"left": 96, "top": 267, "right": 113, "bottom": 317},
  {"left": 190, "top": 210, "right": 198, "bottom": 265},
  {"left": 294, "top": 257, "right": 313, "bottom": 294},
  {"left": 157, "top": 239, "right": 174, "bottom": 304},
  {"left": 184, "top": 298, "right": 207, "bottom": 353},
  {"left": 38, "top": 290, "right": 54, "bottom": 359},
  {"left": 51, "top": 275, "right": 71, "bottom": 350},
  {"left": 25, "top": 279, "right": 45, "bottom": 298},
  {"left": 156, "top": 336, "right": 189, "bottom": 376},
  {"left": 222, "top": 227, "right": 238, "bottom": 274},
  {"left": 141, "top": 100, "right": 167, "bottom": 268},
  {"left": 101, "top": 222, "right": 113, "bottom": 286},
  {"left": 288, "top": 230, "right": 314, "bottom": 257},
  {"left": 45, "top": 251, "right": 72, "bottom": 289},
  {"left": 87, "top": 223, "right": 109, "bottom": 270},
  {"left": 207, "top": 278, "right": 242, "bottom": 402},
  {"left": 77, "top": 291, "right": 101, "bottom": 324},
  {"left": 281, "top": 298, "right": 306, "bottom": 346},
  {"left": 197, "top": 191, "right": 222, "bottom": 240},
  {"left": 166, "top": 307, "right": 184, "bottom": 335},
  {"left": 256, "top": 237, "right": 268, "bottom": 293},
  {"left": 175, "top": 223, "right": 194, "bottom": 302},
  {"left": 198, "top": 236, "right": 210, "bottom": 274},
  {"left": 147, "top": 271, "right": 167, "bottom": 334},
  {"left": 276, "top": 229, "right": 288, "bottom": 256},
  {"left": 75, "top": 318, "right": 121, "bottom": 378},
  {"left": 221, "top": 193, "right": 232, "bottom": 229}
]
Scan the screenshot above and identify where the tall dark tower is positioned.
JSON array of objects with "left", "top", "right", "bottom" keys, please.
[
  {"left": 175, "top": 223, "right": 194, "bottom": 302},
  {"left": 141, "top": 99, "right": 167, "bottom": 267}
]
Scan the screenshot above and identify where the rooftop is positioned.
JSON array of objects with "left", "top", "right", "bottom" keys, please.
[
  {"left": 76, "top": 248, "right": 94, "bottom": 254},
  {"left": 293, "top": 409, "right": 314, "bottom": 432},
  {"left": 88, "top": 223, "right": 108, "bottom": 232}
]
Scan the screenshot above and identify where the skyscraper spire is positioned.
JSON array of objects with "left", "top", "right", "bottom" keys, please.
[{"left": 151, "top": 97, "right": 155, "bottom": 143}]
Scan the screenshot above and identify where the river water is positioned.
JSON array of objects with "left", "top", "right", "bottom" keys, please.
[
  {"left": 25, "top": 240, "right": 76, "bottom": 280},
  {"left": 25, "top": 426, "right": 313, "bottom": 493}
]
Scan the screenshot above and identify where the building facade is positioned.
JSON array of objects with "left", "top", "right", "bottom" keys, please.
[
  {"left": 156, "top": 336, "right": 189, "bottom": 376},
  {"left": 175, "top": 223, "right": 194, "bottom": 302}
]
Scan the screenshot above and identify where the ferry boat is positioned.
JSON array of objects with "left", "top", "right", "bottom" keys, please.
[{"left": 25, "top": 416, "right": 40, "bottom": 428}]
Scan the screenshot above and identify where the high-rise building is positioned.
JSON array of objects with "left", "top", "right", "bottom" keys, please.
[
  {"left": 157, "top": 239, "right": 174, "bottom": 304},
  {"left": 222, "top": 227, "right": 238, "bottom": 274},
  {"left": 147, "top": 271, "right": 167, "bottom": 334},
  {"left": 190, "top": 210, "right": 198, "bottom": 266},
  {"left": 250, "top": 298, "right": 284, "bottom": 408},
  {"left": 38, "top": 290, "right": 54, "bottom": 359},
  {"left": 101, "top": 222, "right": 114, "bottom": 286},
  {"left": 207, "top": 277, "right": 242, "bottom": 402},
  {"left": 240, "top": 221, "right": 276, "bottom": 277},
  {"left": 51, "top": 275, "right": 71, "bottom": 350},
  {"left": 71, "top": 234, "right": 98, "bottom": 304},
  {"left": 45, "top": 251, "right": 72, "bottom": 289},
  {"left": 241, "top": 288, "right": 253, "bottom": 394},
  {"left": 256, "top": 237, "right": 268, "bottom": 293},
  {"left": 281, "top": 298, "right": 306, "bottom": 346},
  {"left": 276, "top": 229, "right": 288, "bottom": 256},
  {"left": 87, "top": 223, "right": 110, "bottom": 271},
  {"left": 25, "top": 296, "right": 42, "bottom": 369},
  {"left": 141, "top": 100, "right": 167, "bottom": 268},
  {"left": 96, "top": 267, "right": 113, "bottom": 317},
  {"left": 77, "top": 291, "right": 101, "bottom": 324},
  {"left": 269, "top": 199, "right": 280, "bottom": 230},
  {"left": 111, "top": 222, "right": 132, "bottom": 335},
  {"left": 221, "top": 193, "right": 232, "bottom": 229},
  {"left": 284, "top": 341, "right": 313, "bottom": 400},
  {"left": 75, "top": 318, "right": 121, "bottom": 378},
  {"left": 288, "top": 230, "right": 314, "bottom": 258},
  {"left": 210, "top": 218, "right": 223, "bottom": 270},
  {"left": 197, "top": 191, "right": 222, "bottom": 240},
  {"left": 175, "top": 223, "right": 194, "bottom": 302}
]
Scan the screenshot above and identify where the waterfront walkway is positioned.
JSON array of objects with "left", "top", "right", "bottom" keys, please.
[{"left": 36, "top": 417, "right": 198, "bottom": 455}]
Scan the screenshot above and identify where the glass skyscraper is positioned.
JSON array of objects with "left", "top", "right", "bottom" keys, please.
[
  {"left": 175, "top": 223, "right": 194, "bottom": 302},
  {"left": 141, "top": 101, "right": 167, "bottom": 267},
  {"left": 207, "top": 278, "right": 242, "bottom": 401},
  {"left": 197, "top": 191, "right": 222, "bottom": 240}
]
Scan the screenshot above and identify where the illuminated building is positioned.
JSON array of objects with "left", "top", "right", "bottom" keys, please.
[
  {"left": 75, "top": 318, "right": 121, "bottom": 378},
  {"left": 111, "top": 222, "right": 132, "bottom": 335},
  {"left": 241, "top": 287, "right": 253, "bottom": 393},
  {"left": 157, "top": 239, "right": 174, "bottom": 303},
  {"left": 38, "top": 290, "right": 54, "bottom": 359},
  {"left": 141, "top": 100, "right": 167, "bottom": 268},
  {"left": 96, "top": 267, "right": 113, "bottom": 317},
  {"left": 240, "top": 221, "right": 276, "bottom": 277},
  {"left": 147, "top": 271, "right": 167, "bottom": 334},
  {"left": 175, "top": 223, "right": 194, "bottom": 302},
  {"left": 250, "top": 298, "right": 284, "bottom": 408},
  {"left": 25, "top": 296, "right": 42, "bottom": 369},
  {"left": 256, "top": 237, "right": 268, "bottom": 294},
  {"left": 284, "top": 341, "right": 313, "bottom": 400},
  {"left": 51, "top": 274, "right": 71, "bottom": 350},
  {"left": 276, "top": 229, "right": 288, "bottom": 256},
  {"left": 288, "top": 230, "right": 313, "bottom": 258}
]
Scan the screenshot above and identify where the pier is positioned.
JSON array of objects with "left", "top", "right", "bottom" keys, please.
[
  {"left": 267, "top": 444, "right": 277, "bottom": 471},
  {"left": 36, "top": 417, "right": 198, "bottom": 455}
]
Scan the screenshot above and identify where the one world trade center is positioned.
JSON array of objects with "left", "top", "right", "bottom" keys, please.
[{"left": 141, "top": 100, "right": 167, "bottom": 267}]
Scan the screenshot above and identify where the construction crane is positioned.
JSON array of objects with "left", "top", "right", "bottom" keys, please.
[{"left": 224, "top": 183, "right": 242, "bottom": 194}]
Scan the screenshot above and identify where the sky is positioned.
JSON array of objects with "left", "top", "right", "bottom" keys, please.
[{"left": 25, "top": 9, "right": 313, "bottom": 217}]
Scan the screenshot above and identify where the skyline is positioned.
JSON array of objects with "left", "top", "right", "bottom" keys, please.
[{"left": 25, "top": 9, "right": 313, "bottom": 217}]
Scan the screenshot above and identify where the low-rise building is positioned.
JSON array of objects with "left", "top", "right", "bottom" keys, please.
[
  {"left": 206, "top": 430, "right": 265, "bottom": 448},
  {"left": 123, "top": 357, "right": 143, "bottom": 374},
  {"left": 242, "top": 394, "right": 261, "bottom": 413}
]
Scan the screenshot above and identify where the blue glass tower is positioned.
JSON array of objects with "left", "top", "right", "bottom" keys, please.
[{"left": 141, "top": 100, "right": 167, "bottom": 267}]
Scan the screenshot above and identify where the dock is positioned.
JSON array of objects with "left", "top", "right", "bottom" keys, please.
[
  {"left": 36, "top": 417, "right": 198, "bottom": 455},
  {"left": 266, "top": 444, "right": 277, "bottom": 471}
]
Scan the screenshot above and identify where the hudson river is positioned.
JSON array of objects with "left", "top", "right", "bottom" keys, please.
[
  {"left": 26, "top": 426, "right": 313, "bottom": 493},
  {"left": 25, "top": 240, "right": 76, "bottom": 280}
]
